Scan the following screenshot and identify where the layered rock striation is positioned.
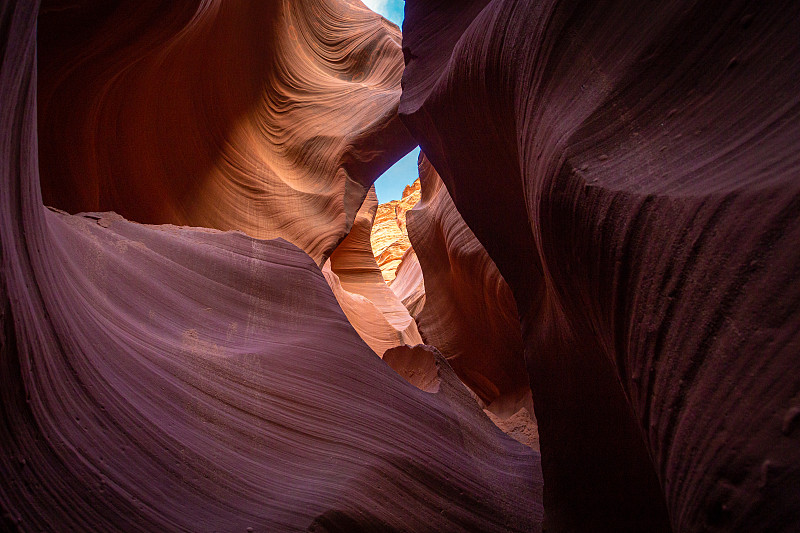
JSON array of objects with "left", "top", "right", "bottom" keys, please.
[
  {"left": 0, "top": 1, "right": 543, "bottom": 531},
  {"left": 401, "top": 0, "right": 800, "bottom": 531},
  {"left": 407, "top": 154, "right": 528, "bottom": 410},
  {"left": 2, "top": 0, "right": 799, "bottom": 530},
  {"left": 387, "top": 247, "right": 426, "bottom": 318},
  {"left": 37, "top": 0, "right": 416, "bottom": 264},
  {"left": 324, "top": 188, "right": 422, "bottom": 355},
  {"left": 371, "top": 158, "right": 537, "bottom": 448},
  {"left": 370, "top": 179, "right": 420, "bottom": 282}
]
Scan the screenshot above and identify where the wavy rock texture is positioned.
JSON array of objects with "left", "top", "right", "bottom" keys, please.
[
  {"left": 370, "top": 179, "right": 420, "bottom": 282},
  {"left": 401, "top": 0, "right": 800, "bottom": 531},
  {"left": 380, "top": 343, "right": 538, "bottom": 450},
  {"left": 388, "top": 248, "right": 426, "bottom": 318},
  {"left": 324, "top": 188, "right": 422, "bottom": 355},
  {"left": 0, "top": 1, "right": 544, "bottom": 531},
  {"left": 395, "top": 181, "right": 421, "bottom": 232},
  {"left": 36, "top": 0, "right": 416, "bottom": 265},
  {"left": 407, "top": 154, "right": 528, "bottom": 410}
]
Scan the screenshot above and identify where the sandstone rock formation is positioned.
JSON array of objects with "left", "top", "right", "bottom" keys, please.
[
  {"left": 387, "top": 247, "right": 426, "bottom": 318},
  {"left": 484, "top": 406, "right": 540, "bottom": 452},
  {"left": 401, "top": 0, "right": 800, "bottom": 531},
  {"left": 382, "top": 344, "right": 447, "bottom": 394},
  {"left": 370, "top": 179, "right": 420, "bottom": 281},
  {"left": 324, "top": 188, "right": 422, "bottom": 355},
  {"left": 373, "top": 157, "right": 537, "bottom": 449},
  {"left": 36, "top": 0, "right": 416, "bottom": 264},
  {"left": 407, "top": 154, "right": 529, "bottom": 410},
  {"left": 3, "top": 0, "right": 800, "bottom": 530},
  {"left": 1, "top": 1, "right": 543, "bottom": 531}
]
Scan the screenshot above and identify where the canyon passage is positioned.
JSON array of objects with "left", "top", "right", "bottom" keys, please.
[{"left": 1, "top": 1, "right": 799, "bottom": 531}]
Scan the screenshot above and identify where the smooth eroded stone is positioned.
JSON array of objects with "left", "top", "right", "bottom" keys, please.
[
  {"left": 37, "top": 0, "right": 416, "bottom": 264},
  {"left": 0, "top": 2, "right": 542, "bottom": 531},
  {"left": 401, "top": 0, "right": 800, "bottom": 530}
]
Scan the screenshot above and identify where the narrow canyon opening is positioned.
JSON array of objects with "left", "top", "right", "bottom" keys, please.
[
  {"left": 4, "top": 0, "right": 798, "bottom": 531},
  {"left": 34, "top": 0, "right": 541, "bottom": 466}
]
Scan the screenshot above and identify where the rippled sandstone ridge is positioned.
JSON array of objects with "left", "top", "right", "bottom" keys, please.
[
  {"left": 372, "top": 156, "right": 537, "bottom": 447},
  {"left": 2, "top": 0, "right": 799, "bottom": 532},
  {"left": 36, "top": 0, "right": 416, "bottom": 265}
]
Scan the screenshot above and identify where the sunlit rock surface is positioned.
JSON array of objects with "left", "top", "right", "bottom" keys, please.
[
  {"left": 36, "top": 0, "right": 416, "bottom": 265},
  {"left": 388, "top": 247, "right": 426, "bottom": 318},
  {"left": 324, "top": 188, "right": 422, "bottom": 355},
  {"left": 372, "top": 155, "right": 539, "bottom": 451},
  {"left": 370, "top": 179, "right": 420, "bottom": 282},
  {"left": 407, "top": 155, "right": 529, "bottom": 409},
  {"left": 3, "top": 0, "right": 799, "bottom": 530}
]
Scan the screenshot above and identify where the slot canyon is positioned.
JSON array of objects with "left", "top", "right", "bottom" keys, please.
[{"left": 1, "top": 0, "right": 798, "bottom": 531}]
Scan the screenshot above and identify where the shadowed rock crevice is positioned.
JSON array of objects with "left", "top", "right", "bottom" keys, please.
[
  {"left": 370, "top": 154, "right": 539, "bottom": 449},
  {"left": 400, "top": 0, "right": 800, "bottom": 530},
  {"left": 324, "top": 187, "right": 422, "bottom": 355}
]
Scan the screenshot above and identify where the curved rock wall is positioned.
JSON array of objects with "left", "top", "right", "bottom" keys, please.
[
  {"left": 388, "top": 247, "right": 426, "bottom": 318},
  {"left": 371, "top": 179, "right": 421, "bottom": 282},
  {"left": 401, "top": 0, "right": 800, "bottom": 531},
  {"left": 407, "top": 154, "right": 528, "bottom": 409},
  {"left": 4, "top": 0, "right": 799, "bottom": 529},
  {"left": 37, "top": 0, "right": 416, "bottom": 264},
  {"left": 0, "top": 1, "right": 542, "bottom": 531},
  {"left": 324, "top": 188, "right": 422, "bottom": 355}
]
